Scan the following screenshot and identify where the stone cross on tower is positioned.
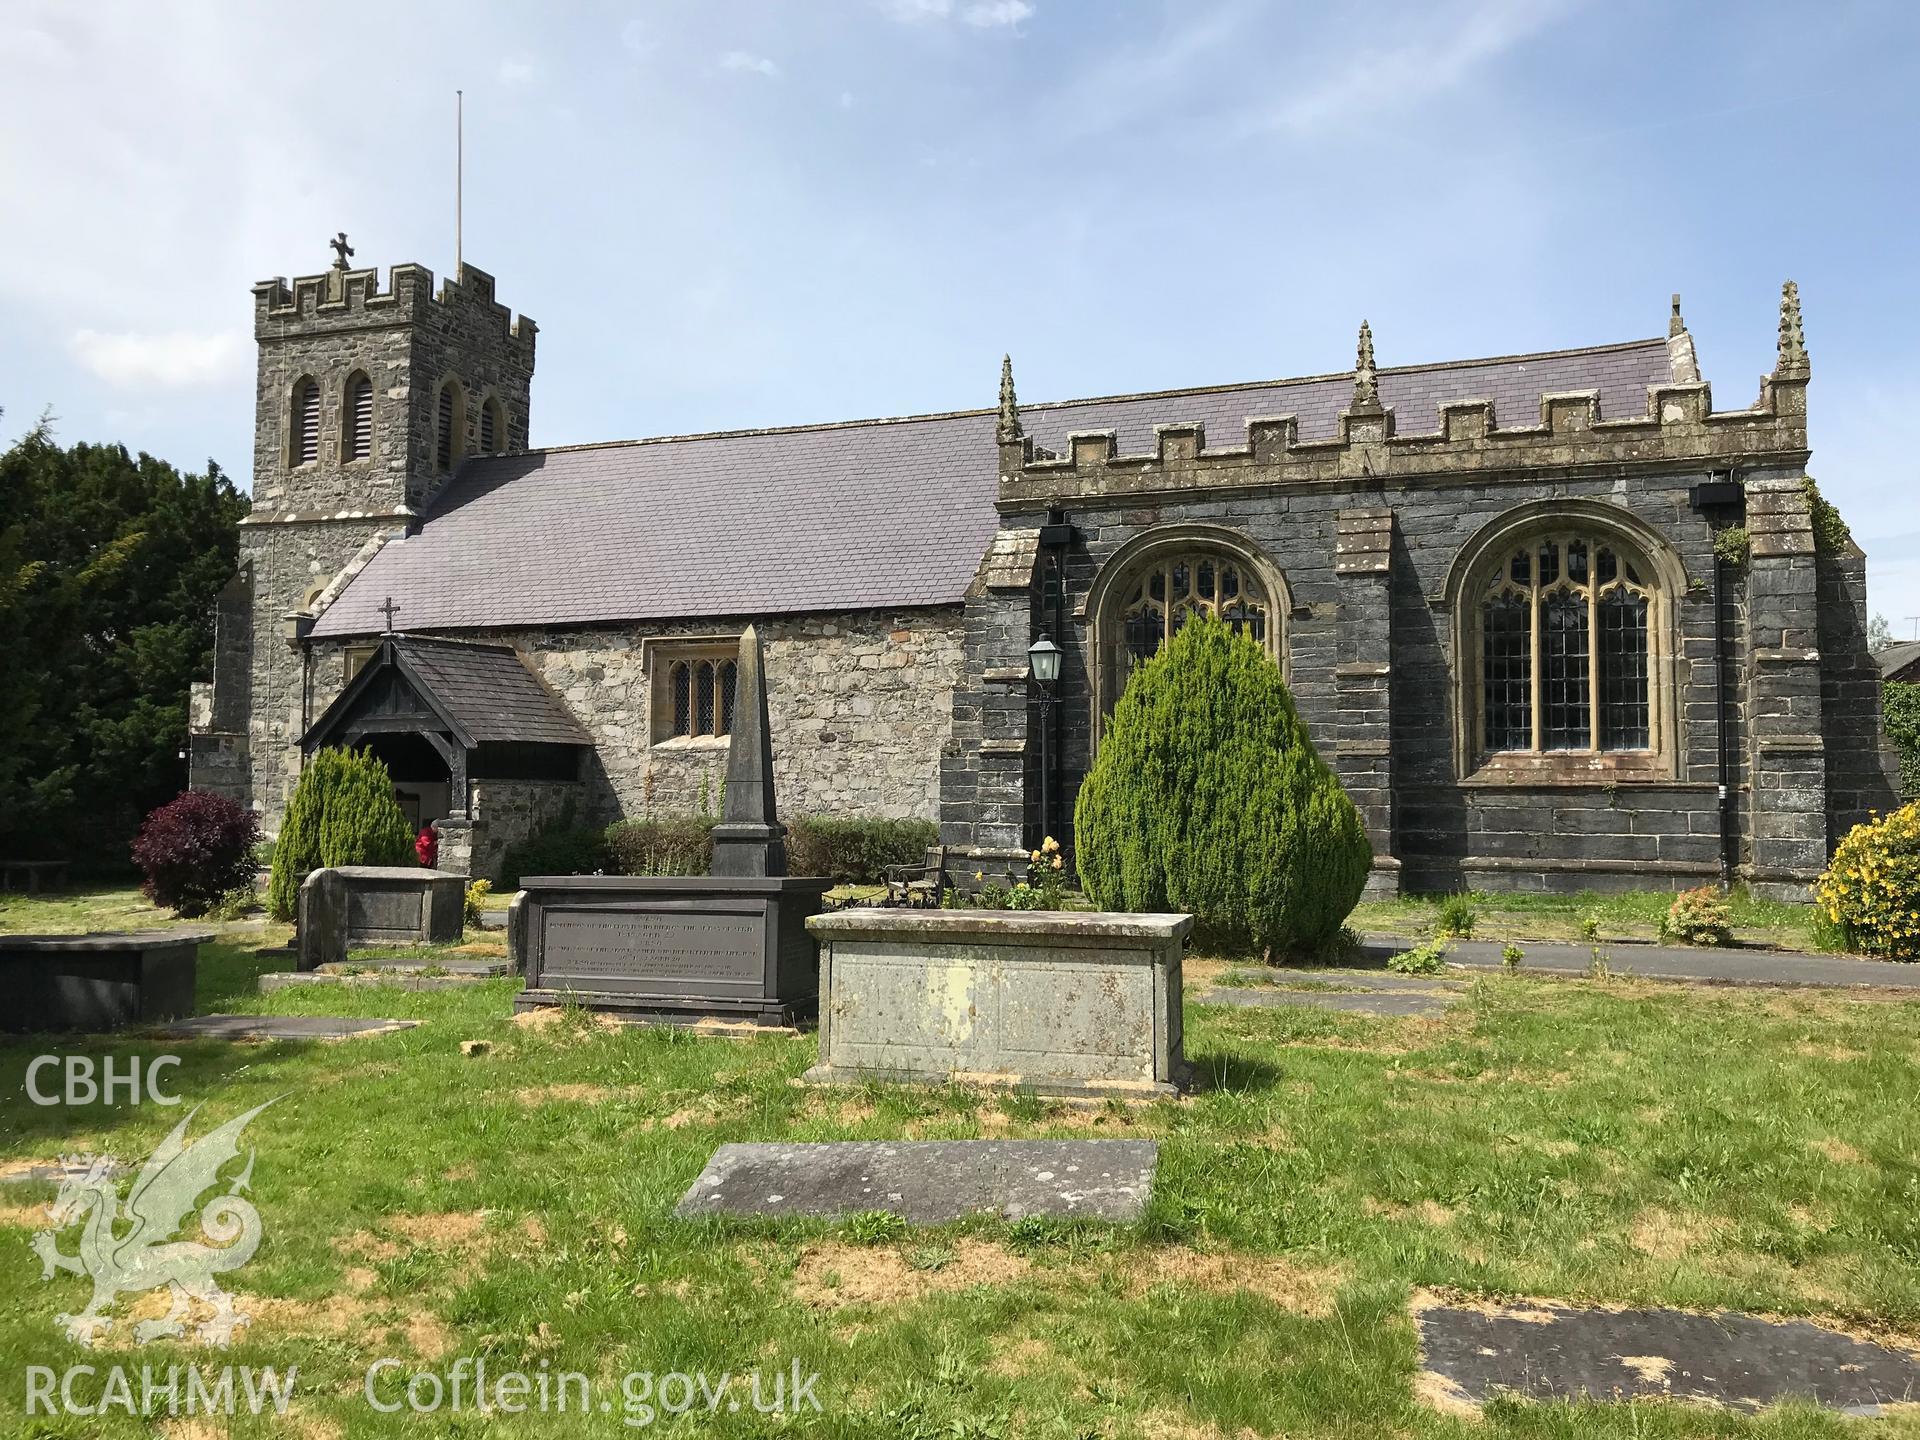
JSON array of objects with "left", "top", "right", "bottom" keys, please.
[
  {"left": 330, "top": 232, "right": 355, "bottom": 271},
  {"left": 378, "top": 596, "right": 400, "bottom": 633}
]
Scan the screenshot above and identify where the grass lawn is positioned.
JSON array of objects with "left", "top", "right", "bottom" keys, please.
[
  {"left": 1, "top": 890, "right": 1916, "bottom": 1437},
  {"left": 1352, "top": 888, "right": 1826, "bottom": 952}
]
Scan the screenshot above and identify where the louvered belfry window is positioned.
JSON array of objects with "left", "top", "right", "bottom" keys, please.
[
  {"left": 291, "top": 378, "right": 320, "bottom": 466},
  {"left": 1478, "top": 534, "right": 1653, "bottom": 756},
  {"left": 479, "top": 399, "right": 497, "bottom": 454},
  {"left": 346, "top": 373, "right": 374, "bottom": 461},
  {"left": 435, "top": 383, "right": 457, "bottom": 471},
  {"left": 665, "top": 657, "right": 738, "bottom": 740}
]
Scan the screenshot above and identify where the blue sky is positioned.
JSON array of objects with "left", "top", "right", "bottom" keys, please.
[{"left": 2, "top": 0, "right": 1917, "bottom": 632}]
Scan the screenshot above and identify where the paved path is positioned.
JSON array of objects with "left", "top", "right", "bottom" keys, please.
[{"left": 1360, "top": 935, "right": 1920, "bottom": 991}]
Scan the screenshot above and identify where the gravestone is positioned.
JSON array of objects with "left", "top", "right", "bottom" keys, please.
[
  {"left": 804, "top": 909, "right": 1192, "bottom": 1098},
  {"left": 1415, "top": 1295, "right": 1920, "bottom": 1415},
  {"left": 0, "top": 930, "right": 211, "bottom": 1032},
  {"left": 676, "top": 1140, "right": 1160, "bottom": 1222},
  {"left": 297, "top": 865, "right": 465, "bottom": 971},
  {"left": 511, "top": 627, "right": 831, "bottom": 1024}
]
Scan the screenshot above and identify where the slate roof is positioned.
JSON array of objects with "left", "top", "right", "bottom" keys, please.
[
  {"left": 312, "top": 337, "right": 1672, "bottom": 638},
  {"left": 1879, "top": 641, "right": 1920, "bottom": 682},
  {"left": 304, "top": 636, "right": 589, "bottom": 748}
]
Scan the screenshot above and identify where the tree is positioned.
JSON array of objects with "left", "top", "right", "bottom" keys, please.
[
  {"left": 267, "top": 747, "right": 416, "bottom": 921},
  {"left": 0, "top": 416, "right": 249, "bottom": 866},
  {"left": 1074, "top": 613, "right": 1373, "bottom": 955},
  {"left": 1868, "top": 612, "right": 1895, "bottom": 654}
]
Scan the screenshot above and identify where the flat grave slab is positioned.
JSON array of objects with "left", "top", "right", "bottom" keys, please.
[
  {"left": 324, "top": 955, "right": 506, "bottom": 977},
  {"left": 149, "top": 1015, "right": 420, "bottom": 1042},
  {"left": 1415, "top": 1295, "right": 1920, "bottom": 1415},
  {"left": 1195, "top": 987, "right": 1454, "bottom": 1018},
  {"left": 0, "top": 1158, "right": 125, "bottom": 1186},
  {"left": 259, "top": 971, "right": 486, "bottom": 994},
  {"left": 677, "top": 1139, "right": 1158, "bottom": 1223}
]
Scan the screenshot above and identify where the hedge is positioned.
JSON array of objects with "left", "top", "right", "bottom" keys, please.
[
  {"left": 1074, "top": 613, "right": 1372, "bottom": 955},
  {"left": 499, "top": 814, "right": 938, "bottom": 888},
  {"left": 1888, "top": 681, "right": 1920, "bottom": 801}
]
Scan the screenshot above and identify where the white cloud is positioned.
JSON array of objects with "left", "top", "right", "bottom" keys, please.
[
  {"left": 719, "top": 50, "right": 779, "bottom": 77},
  {"left": 1260, "top": 0, "right": 1570, "bottom": 134},
  {"left": 878, "top": 0, "right": 952, "bottom": 21},
  {"left": 69, "top": 329, "right": 250, "bottom": 389},
  {"left": 961, "top": 0, "right": 1033, "bottom": 28},
  {"left": 497, "top": 57, "right": 537, "bottom": 85}
]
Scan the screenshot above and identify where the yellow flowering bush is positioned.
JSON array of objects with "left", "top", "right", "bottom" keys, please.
[{"left": 1815, "top": 802, "right": 1920, "bottom": 960}]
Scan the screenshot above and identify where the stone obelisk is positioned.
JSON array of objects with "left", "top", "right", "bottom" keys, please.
[{"left": 710, "top": 625, "right": 786, "bottom": 877}]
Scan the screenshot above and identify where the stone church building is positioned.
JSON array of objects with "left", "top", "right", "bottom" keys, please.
[{"left": 190, "top": 246, "right": 1897, "bottom": 898}]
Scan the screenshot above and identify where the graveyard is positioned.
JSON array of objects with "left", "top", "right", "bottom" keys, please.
[{"left": 3, "top": 879, "right": 1920, "bottom": 1437}]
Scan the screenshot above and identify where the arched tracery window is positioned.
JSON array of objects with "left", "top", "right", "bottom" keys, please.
[
  {"left": 1474, "top": 532, "right": 1656, "bottom": 757},
  {"left": 1094, "top": 537, "right": 1285, "bottom": 722}
]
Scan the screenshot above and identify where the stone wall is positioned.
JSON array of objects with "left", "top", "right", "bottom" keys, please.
[
  {"left": 307, "top": 608, "right": 963, "bottom": 837},
  {"left": 470, "top": 779, "right": 584, "bottom": 881},
  {"left": 950, "top": 313, "right": 1866, "bottom": 895}
]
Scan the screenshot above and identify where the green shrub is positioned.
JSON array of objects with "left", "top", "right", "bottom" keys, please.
[
  {"left": 605, "top": 816, "right": 714, "bottom": 877},
  {"left": 499, "top": 824, "right": 610, "bottom": 889},
  {"left": 786, "top": 816, "right": 940, "bottom": 885},
  {"left": 1500, "top": 943, "right": 1525, "bottom": 968},
  {"left": 1434, "top": 893, "right": 1477, "bottom": 939},
  {"left": 1815, "top": 802, "right": 1920, "bottom": 960},
  {"left": 1387, "top": 939, "right": 1448, "bottom": 975},
  {"left": 1887, "top": 681, "right": 1920, "bottom": 801},
  {"left": 464, "top": 879, "right": 493, "bottom": 928},
  {"left": 1659, "top": 885, "right": 1733, "bottom": 946},
  {"left": 1073, "top": 613, "right": 1372, "bottom": 956},
  {"left": 267, "top": 747, "right": 415, "bottom": 921}
]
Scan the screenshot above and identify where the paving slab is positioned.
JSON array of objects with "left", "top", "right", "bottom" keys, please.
[
  {"left": 0, "top": 1158, "right": 125, "bottom": 1185},
  {"left": 259, "top": 971, "right": 487, "bottom": 994},
  {"left": 1195, "top": 987, "right": 1454, "bottom": 1018},
  {"left": 1416, "top": 1296, "right": 1920, "bottom": 1415},
  {"left": 326, "top": 954, "right": 506, "bottom": 977},
  {"left": 149, "top": 1015, "right": 421, "bottom": 1042},
  {"left": 1364, "top": 935, "right": 1920, "bottom": 991},
  {"left": 676, "top": 1140, "right": 1158, "bottom": 1223}
]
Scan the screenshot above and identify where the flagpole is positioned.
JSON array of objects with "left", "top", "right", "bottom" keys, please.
[{"left": 456, "top": 89, "right": 464, "bottom": 274}]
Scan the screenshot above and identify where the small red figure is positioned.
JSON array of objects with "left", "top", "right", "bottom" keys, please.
[{"left": 415, "top": 825, "right": 438, "bottom": 869}]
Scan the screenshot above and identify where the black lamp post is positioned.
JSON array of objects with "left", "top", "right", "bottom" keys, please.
[{"left": 1027, "top": 633, "right": 1062, "bottom": 846}]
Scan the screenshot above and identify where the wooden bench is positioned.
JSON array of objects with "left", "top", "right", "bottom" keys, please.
[
  {"left": 882, "top": 845, "right": 950, "bottom": 908},
  {"left": 0, "top": 859, "right": 70, "bottom": 893}
]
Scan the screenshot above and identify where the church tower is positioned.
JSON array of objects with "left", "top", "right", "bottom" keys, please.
[{"left": 188, "top": 238, "right": 537, "bottom": 830}]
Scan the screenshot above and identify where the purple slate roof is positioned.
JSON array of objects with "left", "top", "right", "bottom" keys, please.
[{"left": 312, "top": 337, "right": 1671, "bottom": 638}]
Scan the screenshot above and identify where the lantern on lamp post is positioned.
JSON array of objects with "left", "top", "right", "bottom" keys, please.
[{"left": 1027, "top": 633, "right": 1062, "bottom": 848}]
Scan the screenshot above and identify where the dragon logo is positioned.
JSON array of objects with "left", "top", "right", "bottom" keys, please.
[{"left": 31, "top": 1100, "right": 276, "bottom": 1346}]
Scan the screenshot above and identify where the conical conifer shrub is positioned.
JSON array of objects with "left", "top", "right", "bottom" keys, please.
[
  {"left": 267, "top": 746, "right": 417, "bottom": 920},
  {"left": 1074, "top": 613, "right": 1372, "bottom": 954}
]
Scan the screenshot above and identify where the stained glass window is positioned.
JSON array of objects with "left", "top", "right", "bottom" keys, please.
[
  {"left": 1110, "top": 552, "right": 1274, "bottom": 701},
  {"left": 1477, "top": 536, "right": 1654, "bottom": 758},
  {"left": 665, "top": 657, "right": 737, "bottom": 740}
]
